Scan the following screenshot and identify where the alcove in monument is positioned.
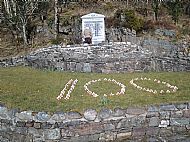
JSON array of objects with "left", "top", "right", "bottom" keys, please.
[{"left": 81, "top": 13, "right": 105, "bottom": 44}]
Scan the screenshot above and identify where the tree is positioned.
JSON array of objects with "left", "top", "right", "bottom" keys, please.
[
  {"left": 60, "top": 0, "right": 70, "bottom": 8},
  {"left": 166, "top": 0, "right": 182, "bottom": 24},
  {"left": 36, "top": 1, "right": 50, "bottom": 24},
  {"left": 182, "top": 0, "right": 190, "bottom": 18},
  {"left": 152, "top": 0, "right": 161, "bottom": 21},
  {"left": 2, "top": 0, "right": 38, "bottom": 45}
]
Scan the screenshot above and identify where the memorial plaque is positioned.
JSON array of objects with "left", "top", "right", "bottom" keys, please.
[{"left": 81, "top": 13, "right": 105, "bottom": 44}]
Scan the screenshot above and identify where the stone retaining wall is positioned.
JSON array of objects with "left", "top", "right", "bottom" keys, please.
[
  {"left": 0, "top": 102, "right": 190, "bottom": 141},
  {"left": 0, "top": 42, "right": 190, "bottom": 72}
]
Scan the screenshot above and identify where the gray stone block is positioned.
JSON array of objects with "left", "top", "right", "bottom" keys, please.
[
  {"left": 11, "top": 133, "right": 33, "bottom": 142},
  {"left": 16, "top": 111, "right": 33, "bottom": 122},
  {"left": 175, "top": 103, "right": 188, "bottom": 110},
  {"left": 183, "top": 110, "right": 190, "bottom": 118},
  {"left": 159, "top": 111, "right": 170, "bottom": 119},
  {"left": 28, "top": 127, "right": 44, "bottom": 138},
  {"left": 84, "top": 109, "right": 97, "bottom": 121},
  {"left": 104, "top": 123, "right": 115, "bottom": 131},
  {"left": 112, "top": 108, "right": 125, "bottom": 117},
  {"left": 159, "top": 127, "right": 173, "bottom": 137},
  {"left": 76, "top": 63, "right": 83, "bottom": 72},
  {"left": 170, "top": 118, "right": 190, "bottom": 126},
  {"left": 148, "top": 105, "right": 159, "bottom": 112},
  {"left": 61, "top": 129, "right": 75, "bottom": 137},
  {"left": 48, "top": 113, "right": 66, "bottom": 124},
  {"left": 98, "top": 108, "right": 112, "bottom": 119},
  {"left": 116, "top": 132, "right": 131, "bottom": 141},
  {"left": 99, "top": 132, "right": 116, "bottom": 141},
  {"left": 83, "top": 63, "right": 91, "bottom": 72},
  {"left": 171, "top": 126, "right": 188, "bottom": 134},
  {"left": 146, "top": 112, "right": 159, "bottom": 118},
  {"left": 160, "top": 104, "right": 178, "bottom": 111},
  {"left": 41, "top": 122, "right": 53, "bottom": 129},
  {"left": 15, "top": 127, "right": 28, "bottom": 135},
  {"left": 35, "top": 112, "right": 50, "bottom": 122},
  {"left": 131, "top": 116, "right": 146, "bottom": 127},
  {"left": 0, "top": 107, "right": 8, "bottom": 119},
  {"left": 44, "top": 128, "right": 61, "bottom": 140},
  {"left": 116, "top": 118, "right": 132, "bottom": 130},
  {"left": 149, "top": 117, "right": 160, "bottom": 127},
  {"left": 171, "top": 111, "right": 183, "bottom": 118},
  {"left": 66, "top": 112, "right": 82, "bottom": 119},
  {"left": 132, "top": 127, "right": 146, "bottom": 138},
  {"left": 126, "top": 107, "right": 146, "bottom": 115},
  {"left": 146, "top": 127, "right": 159, "bottom": 136}
]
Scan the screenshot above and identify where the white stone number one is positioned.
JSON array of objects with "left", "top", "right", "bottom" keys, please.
[{"left": 57, "top": 79, "right": 78, "bottom": 100}]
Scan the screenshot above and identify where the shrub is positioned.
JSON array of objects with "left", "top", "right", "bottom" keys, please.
[
  {"left": 122, "top": 9, "right": 144, "bottom": 31},
  {"left": 103, "top": 2, "right": 114, "bottom": 12}
]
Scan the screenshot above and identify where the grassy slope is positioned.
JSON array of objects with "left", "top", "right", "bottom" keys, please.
[{"left": 0, "top": 67, "right": 190, "bottom": 113}]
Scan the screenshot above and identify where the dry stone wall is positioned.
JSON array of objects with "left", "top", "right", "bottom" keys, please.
[
  {"left": 0, "top": 102, "right": 190, "bottom": 141},
  {"left": 0, "top": 41, "right": 190, "bottom": 72}
]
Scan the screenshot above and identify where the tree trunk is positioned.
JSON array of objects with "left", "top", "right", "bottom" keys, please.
[
  {"left": 11, "top": 0, "right": 16, "bottom": 16},
  {"left": 3, "top": 0, "right": 10, "bottom": 14},
  {"left": 154, "top": 11, "right": 158, "bottom": 21},
  {"left": 54, "top": 0, "right": 58, "bottom": 39},
  {"left": 22, "top": 24, "right": 28, "bottom": 45}
]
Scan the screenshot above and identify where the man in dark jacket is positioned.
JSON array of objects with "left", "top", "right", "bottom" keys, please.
[{"left": 83, "top": 27, "right": 92, "bottom": 44}]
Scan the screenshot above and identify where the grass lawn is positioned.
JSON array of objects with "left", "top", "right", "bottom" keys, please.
[{"left": 0, "top": 66, "right": 190, "bottom": 113}]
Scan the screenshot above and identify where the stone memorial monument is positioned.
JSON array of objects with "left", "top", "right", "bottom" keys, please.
[{"left": 81, "top": 13, "right": 105, "bottom": 44}]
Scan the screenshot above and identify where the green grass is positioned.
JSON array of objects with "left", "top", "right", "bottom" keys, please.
[{"left": 0, "top": 67, "right": 190, "bottom": 113}]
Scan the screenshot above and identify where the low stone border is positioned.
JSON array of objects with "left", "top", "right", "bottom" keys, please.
[{"left": 0, "top": 102, "right": 190, "bottom": 141}]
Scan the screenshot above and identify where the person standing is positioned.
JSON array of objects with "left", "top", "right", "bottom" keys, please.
[{"left": 83, "top": 27, "right": 92, "bottom": 44}]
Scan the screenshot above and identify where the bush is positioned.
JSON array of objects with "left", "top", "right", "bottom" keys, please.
[
  {"left": 106, "top": 9, "right": 144, "bottom": 32},
  {"left": 122, "top": 9, "right": 144, "bottom": 31},
  {"left": 103, "top": 2, "right": 114, "bottom": 12}
]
